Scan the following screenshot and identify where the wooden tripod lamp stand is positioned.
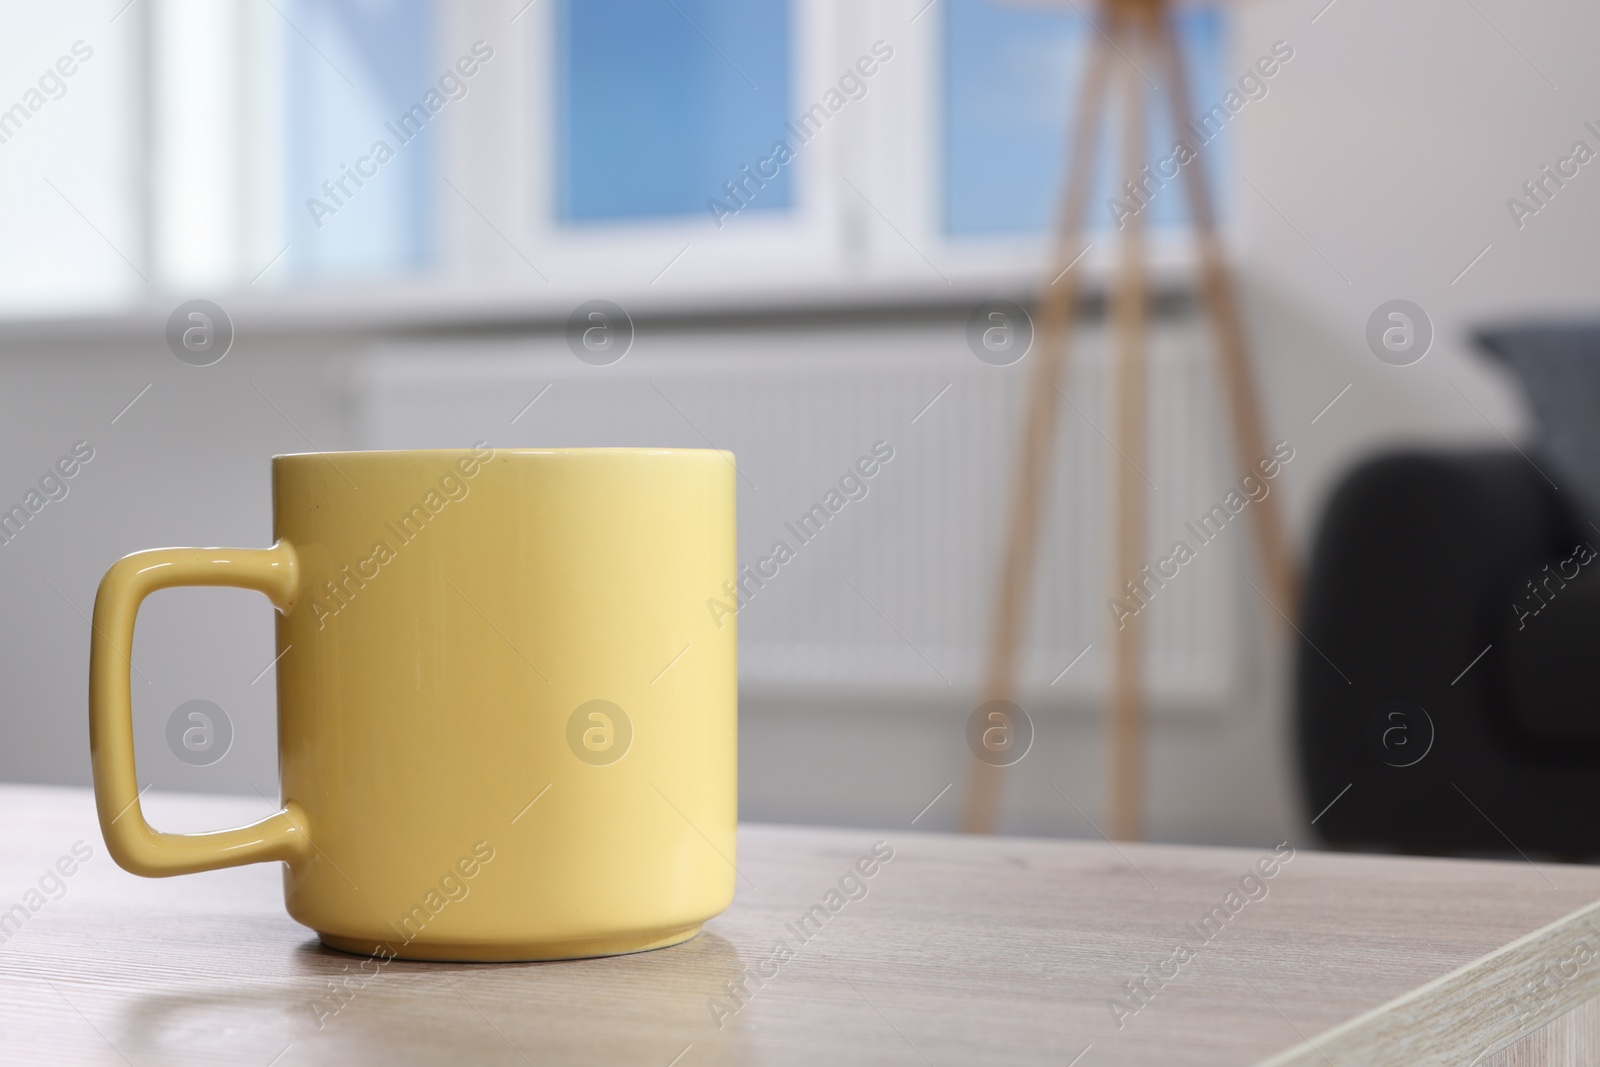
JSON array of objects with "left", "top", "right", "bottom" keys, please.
[{"left": 960, "top": 0, "right": 1298, "bottom": 840}]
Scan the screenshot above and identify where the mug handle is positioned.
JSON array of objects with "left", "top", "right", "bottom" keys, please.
[{"left": 89, "top": 542, "right": 312, "bottom": 876}]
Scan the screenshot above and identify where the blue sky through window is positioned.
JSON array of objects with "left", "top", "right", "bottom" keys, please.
[
  {"left": 944, "top": 1, "right": 1228, "bottom": 237},
  {"left": 558, "top": 0, "right": 792, "bottom": 223},
  {"left": 285, "top": 0, "right": 436, "bottom": 279}
]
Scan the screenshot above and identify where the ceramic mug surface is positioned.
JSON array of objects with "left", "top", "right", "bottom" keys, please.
[{"left": 89, "top": 447, "right": 738, "bottom": 961}]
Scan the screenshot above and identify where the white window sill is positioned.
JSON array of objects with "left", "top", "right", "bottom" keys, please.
[{"left": 0, "top": 239, "right": 1210, "bottom": 344}]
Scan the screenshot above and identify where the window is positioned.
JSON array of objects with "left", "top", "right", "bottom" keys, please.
[
  {"left": 283, "top": 0, "right": 438, "bottom": 278},
  {"left": 943, "top": 1, "right": 1228, "bottom": 236},
  {"left": 0, "top": 0, "right": 1231, "bottom": 319},
  {"left": 0, "top": 6, "right": 140, "bottom": 316},
  {"left": 556, "top": 0, "right": 793, "bottom": 223}
]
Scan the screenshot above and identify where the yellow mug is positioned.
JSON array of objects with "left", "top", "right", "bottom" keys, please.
[{"left": 89, "top": 446, "right": 738, "bottom": 961}]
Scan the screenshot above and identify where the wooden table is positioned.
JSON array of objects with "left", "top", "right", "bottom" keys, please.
[{"left": 3, "top": 784, "right": 1599, "bottom": 1066}]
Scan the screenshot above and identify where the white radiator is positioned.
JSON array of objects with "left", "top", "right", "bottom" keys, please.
[{"left": 351, "top": 314, "right": 1241, "bottom": 705}]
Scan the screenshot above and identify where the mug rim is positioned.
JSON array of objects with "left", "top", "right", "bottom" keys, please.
[{"left": 272, "top": 446, "right": 734, "bottom": 464}]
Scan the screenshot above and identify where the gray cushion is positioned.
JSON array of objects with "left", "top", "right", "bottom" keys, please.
[{"left": 1476, "top": 324, "right": 1600, "bottom": 527}]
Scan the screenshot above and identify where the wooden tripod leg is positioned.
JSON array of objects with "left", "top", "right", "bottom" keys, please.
[
  {"left": 960, "top": 21, "right": 1116, "bottom": 835},
  {"left": 1108, "top": 5, "right": 1150, "bottom": 843},
  {"left": 1153, "top": 12, "right": 1299, "bottom": 617}
]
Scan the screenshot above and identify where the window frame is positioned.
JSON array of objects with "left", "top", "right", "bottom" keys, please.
[
  {"left": 113, "top": 0, "right": 1230, "bottom": 326},
  {"left": 429, "top": 0, "right": 1224, "bottom": 311}
]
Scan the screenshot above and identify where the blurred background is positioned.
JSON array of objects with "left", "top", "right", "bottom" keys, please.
[{"left": 3, "top": 0, "right": 1597, "bottom": 849}]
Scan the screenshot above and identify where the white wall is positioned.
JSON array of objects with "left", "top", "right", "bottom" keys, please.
[
  {"left": 3, "top": 0, "right": 1598, "bottom": 844},
  {"left": 1234, "top": 0, "right": 1600, "bottom": 456},
  {"left": 0, "top": 335, "right": 351, "bottom": 802},
  {"left": 0, "top": 276, "right": 1493, "bottom": 847}
]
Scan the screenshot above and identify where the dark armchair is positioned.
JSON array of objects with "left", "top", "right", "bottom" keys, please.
[{"left": 1299, "top": 325, "right": 1600, "bottom": 853}]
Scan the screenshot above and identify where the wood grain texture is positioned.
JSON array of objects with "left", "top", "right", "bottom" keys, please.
[
  {"left": 1257, "top": 895, "right": 1600, "bottom": 1066},
  {"left": 1488, "top": 996, "right": 1600, "bottom": 1066},
  {"left": 2, "top": 784, "right": 1598, "bottom": 1065}
]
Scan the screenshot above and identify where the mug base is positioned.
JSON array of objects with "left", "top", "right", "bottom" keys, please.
[{"left": 317, "top": 921, "right": 705, "bottom": 962}]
